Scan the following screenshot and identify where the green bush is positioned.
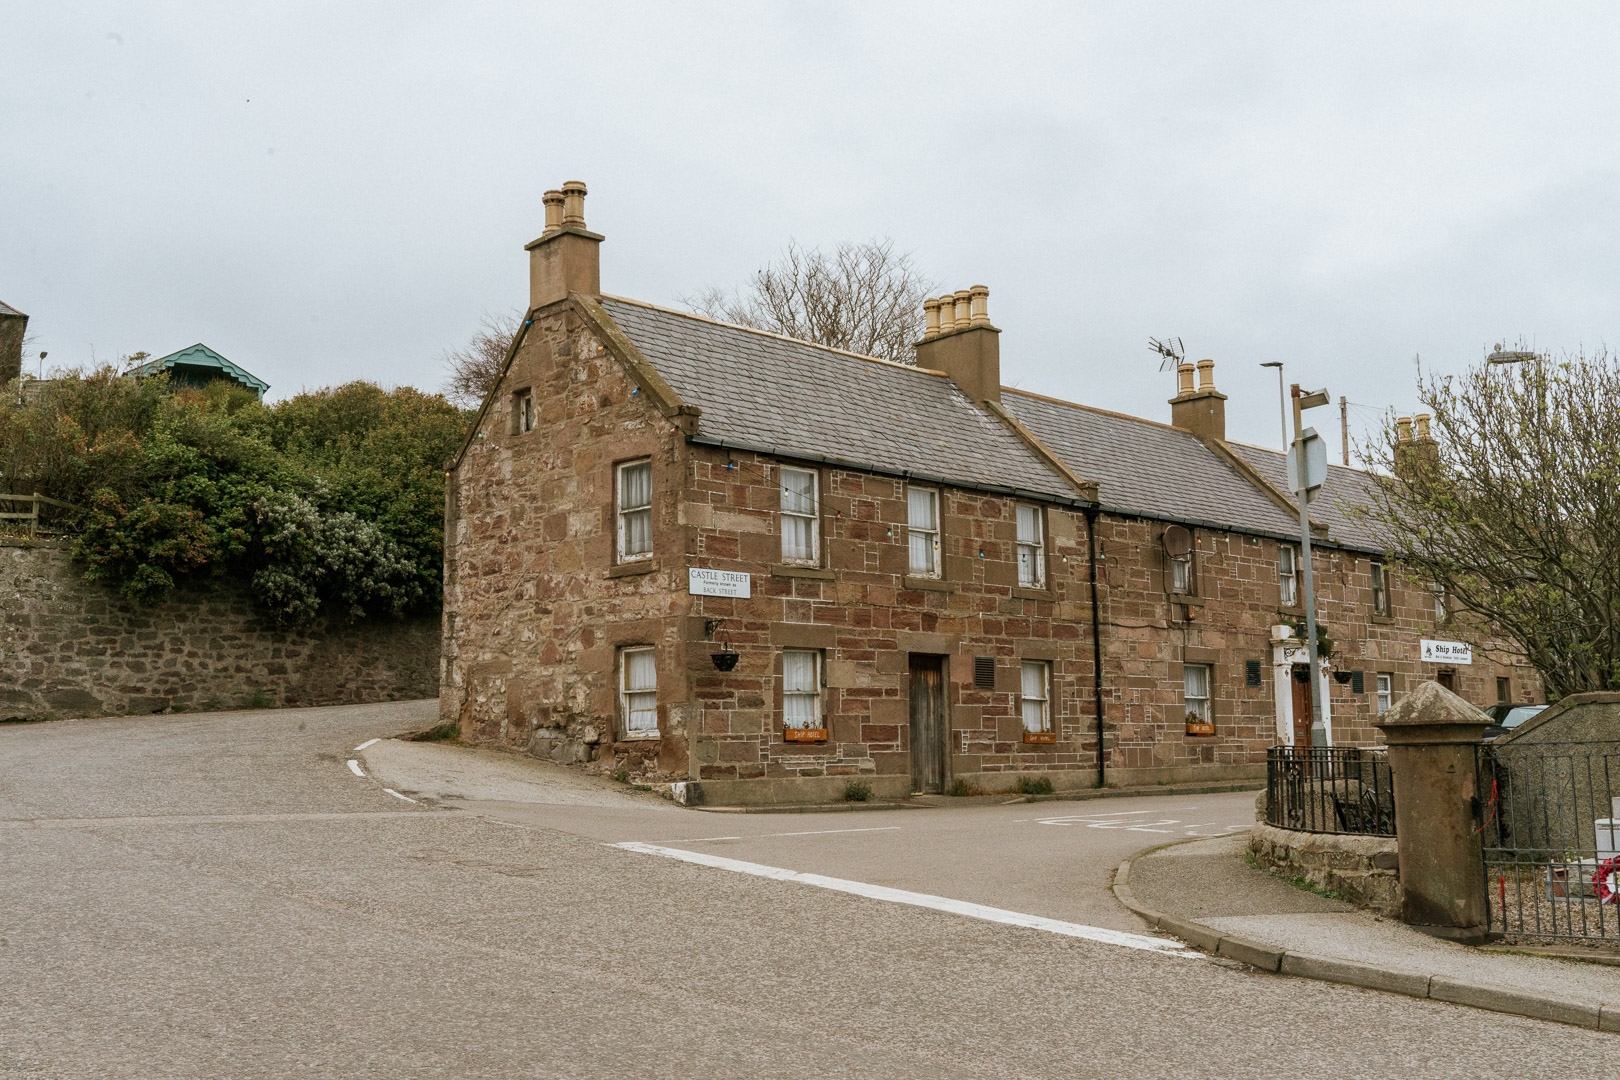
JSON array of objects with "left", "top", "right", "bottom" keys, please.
[
  {"left": 1014, "top": 776, "right": 1054, "bottom": 796},
  {"left": 1, "top": 369, "right": 465, "bottom": 624},
  {"left": 842, "top": 780, "right": 872, "bottom": 802}
]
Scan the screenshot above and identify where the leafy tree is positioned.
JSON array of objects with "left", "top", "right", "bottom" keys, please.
[
  {"left": 683, "top": 238, "right": 936, "bottom": 365},
  {"left": 1357, "top": 351, "right": 1620, "bottom": 699}
]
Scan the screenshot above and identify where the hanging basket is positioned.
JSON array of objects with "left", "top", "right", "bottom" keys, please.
[{"left": 711, "top": 651, "right": 740, "bottom": 672}]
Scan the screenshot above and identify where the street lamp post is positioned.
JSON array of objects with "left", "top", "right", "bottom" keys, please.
[
  {"left": 1260, "top": 361, "right": 1287, "bottom": 452},
  {"left": 1290, "top": 382, "right": 1331, "bottom": 747}
]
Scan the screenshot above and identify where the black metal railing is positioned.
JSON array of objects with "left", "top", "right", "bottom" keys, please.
[
  {"left": 1478, "top": 741, "right": 1620, "bottom": 942},
  {"left": 1265, "top": 745, "right": 1396, "bottom": 837}
]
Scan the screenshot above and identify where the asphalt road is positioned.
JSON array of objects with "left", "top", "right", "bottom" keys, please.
[{"left": 3, "top": 701, "right": 1613, "bottom": 1078}]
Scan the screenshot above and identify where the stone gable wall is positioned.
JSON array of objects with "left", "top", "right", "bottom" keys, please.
[
  {"left": 0, "top": 542, "right": 439, "bottom": 719},
  {"left": 441, "top": 304, "right": 694, "bottom": 778}
]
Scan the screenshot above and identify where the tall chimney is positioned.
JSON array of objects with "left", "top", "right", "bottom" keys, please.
[
  {"left": 0, "top": 301, "right": 27, "bottom": 386},
  {"left": 1169, "top": 358, "right": 1227, "bottom": 442},
  {"left": 914, "top": 284, "right": 1000, "bottom": 402},
  {"left": 1394, "top": 414, "right": 1439, "bottom": 481},
  {"left": 525, "top": 180, "right": 603, "bottom": 310}
]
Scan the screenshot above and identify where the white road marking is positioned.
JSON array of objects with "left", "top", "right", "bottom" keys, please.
[
  {"left": 611, "top": 841, "right": 1195, "bottom": 957},
  {"left": 346, "top": 759, "right": 365, "bottom": 777},
  {"left": 653, "top": 825, "right": 902, "bottom": 844},
  {"left": 383, "top": 788, "right": 417, "bottom": 803},
  {"left": 353, "top": 738, "right": 381, "bottom": 751}
]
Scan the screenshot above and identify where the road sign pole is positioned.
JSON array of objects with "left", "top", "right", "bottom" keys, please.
[{"left": 1291, "top": 385, "right": 1328, "bottom": 748}]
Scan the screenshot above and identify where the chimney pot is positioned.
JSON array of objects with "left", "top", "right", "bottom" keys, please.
[
  {"left": 1196, "top": 358, "right": 1215, "bottom": 391},
  {"left": 561, "top": 180, "right": 588, "bottom": 227},
  {"left": 543, "top": 189, "right": 565, "bottom": 232},
  {"left": 1176, "top": 362, "right": 1195, "bottom": 396},
  {"left": 922, "top": 297, "right": 941, "bottom": 340},
  {"left": 969, "top": 285, "right": 990, "bottom": 326},
  {"left": 1415, "top": 413, "right": 1432, "bottom": 440},
  {"left": 953, "top": 290, "right": 972, "bottom": 329},
  {"left": 1396, "top": 416, "right": 1413, "bottom": 443}
]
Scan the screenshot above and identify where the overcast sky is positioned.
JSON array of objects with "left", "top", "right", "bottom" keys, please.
[{"left": 6, "top": 3, "right": 1619, "bottom": 452}]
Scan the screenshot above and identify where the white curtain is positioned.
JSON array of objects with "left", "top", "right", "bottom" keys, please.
[
  {"left": 781, "top": 470, "right": 816, "bottom": 561},
  {"left": 1021, "top": 661, "right": 1048, "bottom": 733},
  {"left": 624, "top": 649, "right": 658, "bottom": 733},
  {"left": 783, "top": 650, "right": 819, "bottom": 728},
  {"left": 620, "top": 462, "right": 651, "bottom": 556},
  {"left": 908, "top": 488, "right": 936, "bottom": 574},
  {"left": 1183, "top": 664, "right": 1209, "bottom": 721},
  {"left": 1017, "top": 505, "right": 1043, "bottom": 586}
]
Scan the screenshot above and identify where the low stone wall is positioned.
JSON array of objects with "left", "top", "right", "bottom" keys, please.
[
  {"left": 1250, "top": 792, "right": 1402, "bottom": 916},
  {"left": 1, "top": 541, "right": 440, "bottom": 719}
]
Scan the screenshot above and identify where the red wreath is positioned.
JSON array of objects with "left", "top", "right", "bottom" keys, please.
[{"left": 1593, "top": 857, "right": 1620, "bottom": 905}]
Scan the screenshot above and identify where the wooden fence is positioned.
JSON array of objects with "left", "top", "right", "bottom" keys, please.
[{"left": 0, "top": 493, "right": 80, "bottom": 536}]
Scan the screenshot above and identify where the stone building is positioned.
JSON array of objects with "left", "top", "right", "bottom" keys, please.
[
  {"left": 0, "top": 298, "right": 27, "bottom": 387},
  {"left": 441, "top": 182, "right": 1536, "bottom": 805}
]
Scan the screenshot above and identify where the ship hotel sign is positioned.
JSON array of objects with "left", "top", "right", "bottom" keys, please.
[{"left": 1420, "top": 639, "right": 1473, "bottom": 664}]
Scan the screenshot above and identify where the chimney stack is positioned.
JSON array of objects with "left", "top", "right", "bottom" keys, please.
[
  {"left": 525, "top": 180, "right": 603, "bottom": 310},
  {"left": 1169, "top": 358, "right": 1228, "bottom": 442},
  {"left": 0, "top": 302, "right": 25, "bottom": 386},
  {"left": 914, "top": 284, "right": 1000, "bottom": 402},
  {"left": 1394, "top": 414, "right": 1439, "bottom": 480}
]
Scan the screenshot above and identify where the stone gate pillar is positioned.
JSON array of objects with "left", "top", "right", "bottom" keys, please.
[{"left": 1375, "top": 680, "right": 1491, "bottom": 943}]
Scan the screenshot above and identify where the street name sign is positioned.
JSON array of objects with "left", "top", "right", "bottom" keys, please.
[{"left": 688, "top": 568, "right": 751, "bottom": 598}]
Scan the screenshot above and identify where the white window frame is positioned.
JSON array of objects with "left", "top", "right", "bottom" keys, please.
[
  {"left": 512, "top": 388, "right": 534, "bottom": 435},
  {"left": 1376, "top": 673, "right": 1393, "bottom": 714},
  {"left": 907, "top": 486, "right": 941, "bottom": 578},
  {"left": 782, "top": 649, "right": 823, "bottom": 730},
  {"left": 1371, "top": 560, "right": 1389, "bottom": 616},
  {"left": 1432, "top": 582, "right": 1448, "bottom": 622},
  {"left": 779, "top": 467, "right": 820, "bottom": 565},
  {"left": 616, "top": 459, "right": 653, "bottom": 563},
  {"left": 1020, "top": 660, "right": 1052, "bottom": 734},
  {"left": 1016, "top": 504, "right": 1046, "bottom": 588},
  {"left": 619, "top": 646, "right": 659, "bottom": 739},
  {"left": 1279, "top": 545, "right": 1298, "bottom": 608},
  {"left": 1183, "top": 663, "right": 1212, "bottom": 725}
]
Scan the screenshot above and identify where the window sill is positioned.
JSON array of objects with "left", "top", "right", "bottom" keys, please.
[
  {"left": 607, "top": 558, "right": 659, "bottom": 579},
  {"left": 1370, "top": 614, "right": 1394, "bottom": 625},
  {"left": 903, "top": 575, "right": 952, "bottom": 592},
  {"left": 1012, "top": 586, "right": 1054, "bottom": 601},
  {"left": 1169, "top": 591, "right": 1200, "bottom": 604},
  {"left": 773, "top": 564, "right": 835, "bottom": 581},
  {"left": 617, "top": 732, "right": 661, "bottom": 742},
  {"left": 1277, "top": 605, "right": 1304, "bottom": 618}
]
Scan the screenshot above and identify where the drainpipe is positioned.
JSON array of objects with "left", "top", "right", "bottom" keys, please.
[{"left": 1085, "top": 506, "right": 1106, "bottom": 788}]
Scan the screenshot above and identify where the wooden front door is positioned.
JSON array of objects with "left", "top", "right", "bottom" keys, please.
[
  {"left": 909, "top": 655, "right": 947, "bottom": 794},
  {"left": 1291, "top": 667, "right": 1313, "bottom": 748}
]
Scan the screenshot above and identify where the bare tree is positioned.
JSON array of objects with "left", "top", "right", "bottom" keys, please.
[
  {"left": 1356, "top": 350, "right": 1620, "bottom": 699},
  {"left": 442, "top": 310, "right": 522, "bottom": 408},
  {"left": 682, "top": 238, "right": 936, "bottom": 365}
]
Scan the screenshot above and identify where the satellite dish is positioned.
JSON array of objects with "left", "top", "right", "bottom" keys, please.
[{"left": 1163, "top": 525, "right": 1192, "bottom": 557}]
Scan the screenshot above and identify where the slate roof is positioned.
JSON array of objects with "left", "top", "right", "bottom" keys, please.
[
  {"left": 0, "top": 298, "right": 25, "bottom": 318},
  {"left": 599, "top": 297, "right": 1085, "bottom": 504},
  {"left": 1000, "top": 389, "right": 1304, "bottom": 538},
  {"left": 129, "top": 343, "right": 270, "bottom": 398},
  {"left": 1227, "top": 442, "right": 1387, "bottom": 553}
]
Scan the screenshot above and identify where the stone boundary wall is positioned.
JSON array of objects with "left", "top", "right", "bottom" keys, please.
[
  {"left": 1250, "top": 793, "right": 1401, "bottom": 916},
  {"left": 2, "top": 541, "right": 440, "bottom": 719}
]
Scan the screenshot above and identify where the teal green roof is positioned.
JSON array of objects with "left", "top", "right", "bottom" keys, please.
[{"left": 130, "top": 343, "right": 270, "bottom": 398}]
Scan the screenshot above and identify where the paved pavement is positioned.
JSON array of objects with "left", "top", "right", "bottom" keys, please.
[
  {"left": 1129, "top": 834, "right": 1620, "bottom": 1020},
  {"left": 4, "top": 701, "right": 1616, "bottom": 1078}
]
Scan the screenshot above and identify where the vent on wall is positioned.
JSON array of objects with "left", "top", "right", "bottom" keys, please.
[
  {"left": 973, "top": 656, "right": 996, "bottom": 689},
  {"left": 1351, "top": 670, "right": 1365, "bottom": 694},
  {"left": 1245, "top": 659, "right": 1262, "bottom": 688}
]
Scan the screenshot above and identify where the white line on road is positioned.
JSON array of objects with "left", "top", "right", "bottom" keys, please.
[
  {"left": 347, "top": 760, "right": 365, "bottom": 777},
  {"left": 654, "top": 825, "right": 903, "bottom": 844},
  {"left": 383, "top": 788, "right": 417, "bottom": 803},
  {"left": 353, "top": 738, "right": 381, "bottom": 751},
  {"left": 610, "top": 841, "right": 1195, "bottom": 957}
]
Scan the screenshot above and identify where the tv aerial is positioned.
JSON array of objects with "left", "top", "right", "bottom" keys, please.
[{"left": 1149, "top": 336, "right": 1185, "bottom": 387}]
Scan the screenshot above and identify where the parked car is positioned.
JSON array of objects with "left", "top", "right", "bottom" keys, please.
[{"left": 1483, "top": 703, "right": 1548, "bottom": 740}]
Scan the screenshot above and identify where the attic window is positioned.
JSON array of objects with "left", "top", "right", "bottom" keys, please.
[{"left": 511, "top": 388, "right": 534, "bottom": 435}]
